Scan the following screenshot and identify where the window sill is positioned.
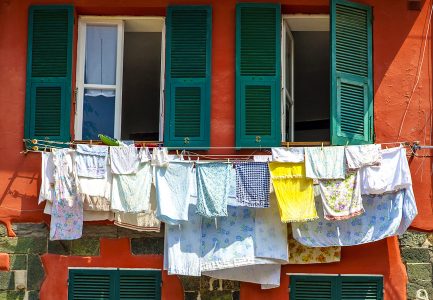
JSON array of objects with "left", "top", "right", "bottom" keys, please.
[{"left": 281, "top": 141, "right": 331, "bottom": 147}]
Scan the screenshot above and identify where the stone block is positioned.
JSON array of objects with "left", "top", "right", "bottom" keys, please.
[
  {"left": 117, "top": 227, "right": 163, "bottom": 239},
  {"left": 184, "top": 291, "right": 199, "bottom": 300},
  {"left": 0, "top": 272, "right": 14, "bottom": 290},
  {"left": 82, "top": 225, "right": 117, "bottom": 238},
  {"left": 0, "top": 224, "right": 7, "bottom": 238},
  {"left": 402, "top": 248, "right": 431, "bottom": 263},
  {"left": 0, "top": 237, "right": 46, "bottom": 254},
  {"left": 71, "top": 238, "right": 100, "bottom": 256},
  {"left": 131, "top": 238, "right": 164, "bottom": 255},
  {"left": 179, "top": 275, "right": 200, "bottom": 292},
  {"left": 9, "top": 255, "right": 26, "bottom": 271},
  {"left": 199, "top": 291, "right": 233, "bottom": 300},
  {"left": 399, "top": 231, "right": 428, "bottom": 248},
  {"left": 0, "top": 291, "right": 26, "bottom": 300},
  {"left": 27, "top": 255, "right": 44, "bottom": 291},
  {"left": 232, "top": 291, "right": 239, "bottom": 300},
  {"left": 47, "top": 240, "right": 71, "bottom": 255},
  {"left": 407, "top": 263, "right": 432, "bottom": 281},
  {"left": 407, "top": 281, "right": 433, "bottom": 300},
  {"left": 27, "top": 291, "right": 39, "bottom": 300},
  {"left": 222, "top": 280, "right": 240, "bottom": 291},
  {"left": 11, "top": 224, "right": 47, "bottom": 238}
]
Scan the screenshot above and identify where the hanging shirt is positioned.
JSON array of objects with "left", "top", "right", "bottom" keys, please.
[
  {"left": 360, "top": 146, "right": 412, "bottom": 195},
  {"left": 235, "top": 162, "right": 270, "bottom": 208},
  {"left": 292, "top": 187, "right": 418, "bottom": 247},
  {"left": 318, "top": 171, "right": 364, "bottom": 220},
  {"left": 196, "top": 162, "right": 231, "bottom": 218},
  {"left": 272, "top": 147, "right": 304, "bottom": 163},
  {"left": 155, "top": 161, "right": 194, "bottom": 225},
  {"left": 304, "top": 146, "right": 346, "bottom": 179},
  {"left": 345, "top": 144, "right": 382, "bottom": 169},
  {"left": 50, "top": 149, "right": 83, "bottom": 241},
  {"left": 269, "top": 162, "right": 317, "bottom": 222}
]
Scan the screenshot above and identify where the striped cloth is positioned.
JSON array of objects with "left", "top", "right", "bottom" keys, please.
[{"left": 235, "top": 162, "right": 270, "bottom": 208}]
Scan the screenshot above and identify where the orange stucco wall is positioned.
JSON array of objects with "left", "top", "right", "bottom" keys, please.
[{"left": 0, "top": 0, "right": 431, "bottom": 299}]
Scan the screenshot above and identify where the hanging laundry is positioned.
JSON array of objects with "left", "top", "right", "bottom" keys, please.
[
  {"left": 318, "top": 171, "right": 364, "bottom": 220},
  {"left": 345, "top": 144, "right": 382, "bottom": 169},
  {"left": 164, "top": 204, "right": 202, "bottom": 276},
  {"left": 253, "top": 155, "right": 272, "bottom": 162},
  {"left": 269, "top": 162, "right": 317, "bottom": 222},
  {"left": 272, "top": 147, "right": 304, "bottom": 163},
  {"left": 360, "top": 146, "right": 412, "bottom": 195},
  {"left": 291, "top": 187, "right": 418, "bottom": 247},
  {"left": 196, "top": 162, "right": 230, "bottom": 218},
  {"left": 235, "top": 162, "right": 270, "bottom": 208},
  {"left": 155, "top": 161, "right": 194, "bottom": 225},
  {"left": 44, "top": 201, "right": 114, "bottom": 221},
  {"left": 287, "top": 227, "right": 341, "bottom": 264},
  {"left": 39, "top": 152, "right": 56, "bottom": 204},
  {"left": 304, "top": 146, "right": 345, "bottom": 179},
  {"left": 151, "top": 147, "right": 169, "bottom": 167},
  {"left": 110, "top": 145, "right": 139, "bottom": 174},
  {"left": 114, "top": 186, "right": 160, "bottom": 232},
  {"left": 50, "top": 149, "right": 83, "bottom": 240},
  {"left": 139, "top": 147, "right": 151, "bottom": 162},
  {"left": 111, "top": 162, "right": 152, "bottom": 213},
  {"left": 76, "top": 144, "right": 108, "bottom": 178}
]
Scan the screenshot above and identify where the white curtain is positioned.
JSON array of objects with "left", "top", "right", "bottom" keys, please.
[{"left": 85, "top": 25, "right": 117, "bottom": 97}]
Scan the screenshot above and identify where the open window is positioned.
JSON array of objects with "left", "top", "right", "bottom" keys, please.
[{"left": 75, "top": 17, "right": 165, "bottom": 141}]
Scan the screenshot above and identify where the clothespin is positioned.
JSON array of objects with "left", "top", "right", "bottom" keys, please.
[
  {"left": 90, "top": 140, "right": 93, "bottom": 147},
  {"left": 214, "top": 217, "right": 218, "bottom": 229},
  {"left": 345, "top": 140, "right": 349, "bottom": 147},
  {"left": 321, "top": 142, "right": 324, "bottom": 150},
  {"left": 176, "top": 149, "right": 179, "bottom": 157},
  {"left": 286, "top": 142, "right": 290, "bottom": 149}
]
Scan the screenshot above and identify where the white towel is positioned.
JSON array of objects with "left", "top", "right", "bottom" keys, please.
[
  {"left": 110, "top": 145, "right": 139, "bottom": 174},
  {"left": 151, "top": 148, "right": 170, "bottom": 167},
  {"left": 155, "top": 162, "right": 194, "bottom": 225},
  {"left": 360, "top": 147, "right": 411, "bottom": 194},
  {"left": 272, "top": 147, "right": 304, "bottom": 163},
  {"left": 111, "top": 162, "right": 152, "bottom": 212},
  {"left": 77, "top": 162, "right": 112, "bottom": 199},
  {"left": 39, "top": 152, "right": 56, "bottom": 204},
  {"left": 345, "top": 144, "right": 382, "bottom": 169},
  {"left": 76, "top": 145, "right": 108, "bottom": 178}
]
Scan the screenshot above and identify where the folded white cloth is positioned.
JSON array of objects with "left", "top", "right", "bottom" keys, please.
[
  {"left": 111, "top": 162, "right": 152, "bottom": 212},
  {"left": 155, "top": 162, "right": 194, "bottom": 225},
  {"left": 272, "top": 147, "right": 304, "bottom": 163},
  {"left": 39, "top": 152, "right": 56, "bottom": 204},
  {"left": 110, "top": 145, "right": 139, "bottom": 174},
  {"left": 76, "top": 145, "right": 108, "bottom": 178},
  {"left": 345, "top": 144, "right": 382, "bottom": 169},
  {"left": 360, "top": 147, "right": 411, "bottom": 194}
]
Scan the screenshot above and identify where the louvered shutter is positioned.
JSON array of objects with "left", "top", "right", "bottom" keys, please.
[
  {"left": 235, "top": 3, "right": 281, "bottom": 148},
  {"left": 164, "top": 6, "right": 212, "bottom": 149},
  {"left": 68, "top": 269, "right": 116, "bottom": 300},
  {"left": 331, "top": 0, "right": 373, "bottom": 145},
  {"left": 24, "top": 5, "right": 73, "bottom": 149},
  {"left": 119, "top": 270, "right": 162, "bottom": 300},
  {"left": 290, "top": 275, "right": 337, "bottom": 299},
  {"left": 340, "top": 276, "right": 383, "bottom": 300}
]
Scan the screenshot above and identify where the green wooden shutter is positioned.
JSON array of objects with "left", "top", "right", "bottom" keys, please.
[
  {"left": 68, "top": 269, "right": 116, "bottom": 300},
  {"left": 235, "top": 3, "right": 281, "bottom": 148},
  {"left": 290, "top": 275, "right": 383, "bottom": 300},
  {"left": 164, "top": 6, "right": 212, "bottom": 149},
  {"left": 24, "top": 5, "right": 73, "bottom": 149},
  {"left": 331, "top": 0, "right": 373, "bottom": 145},
  {"left": 118, "top": 270, "right": 162, "bottom": 300},
  {"left": 340, "top": 276, "right": 383, "bottom": 300}
]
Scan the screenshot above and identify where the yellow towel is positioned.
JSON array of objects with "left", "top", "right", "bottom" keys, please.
[{"left": 269, "top": 162, "right": 318, "bottom": 222}]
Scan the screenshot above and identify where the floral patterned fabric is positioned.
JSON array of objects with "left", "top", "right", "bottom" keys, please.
[
  {"left": 288, "top": 228, "right": 341, "bottom": 264},
  {"left": 292, "top": 187, "right": 418, "bottom": 247},
  {"left": 50, "top": 149, "right": 83, "bottom": 240},
  {"left": 196, "top": 162, "right": 231, "bottom": 218},
  {"left": 318, "top": 171, "right": 364, "bottom": 220},
  {"left": 269, "top": 162, "right": 317, "bottom": 222}
]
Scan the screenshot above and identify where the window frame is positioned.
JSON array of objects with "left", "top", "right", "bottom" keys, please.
[{"left": 74, "top": 16, "right": 166, "bottom": 141}]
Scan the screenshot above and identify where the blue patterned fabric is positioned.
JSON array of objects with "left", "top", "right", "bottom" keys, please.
[
  {"left": 292, "top": 187, "right": 418, "bottom": 247},
  {"left": 235, "top": 162, "right": 270, "bottom": 208},
  {"left": 196, "top": 162, "right": 230, "bottom": 218}
]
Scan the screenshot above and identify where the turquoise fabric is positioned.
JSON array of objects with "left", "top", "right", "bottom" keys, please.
[
  {"left": 196, "top": 162, "right": 231, "bottom": 218},
  {"left": 304, "top": 146, "right": 345, "bottom": 179}
]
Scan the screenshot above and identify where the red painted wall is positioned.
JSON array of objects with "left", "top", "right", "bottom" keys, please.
[{"left": 0, "top": 0, "right": 431, "bottom": 299}]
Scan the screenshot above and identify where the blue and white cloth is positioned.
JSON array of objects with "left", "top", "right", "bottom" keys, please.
[
  {"left": 292, "top": 187, "right": 418, "bottom": 247},
  {"left": 76, "top": 145, "right": 108, "bottom": 178},
  {"left": 196, "top": 162, "right": 230, "bottom": 218},
  {"left": 235, "top": 162, "right": 270, "bottom": 208}
]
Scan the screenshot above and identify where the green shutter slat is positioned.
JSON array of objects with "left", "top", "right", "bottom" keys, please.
[
  {"left": 119, "top": 270, "right": 162, "bottom": 300},
  {"left": 164, "top": 6, "right": 211, "bottom": 149},
  {"left": 290, "top": 276, "right": 335, "bottom": 300},
  {"left": 341, "top": 277, "right": 383, "bottom": 300},
  {"left": 331, "top": 0, "right": 373, "bottom": 145},
  {"left": 236, "top": 3, "right": 281, "bottom": 148},
  {"left": 24, "top": 5, "right": 73, "bottom": 149},
  {"left": 69, "top": 270, "right": 115, "bottom": 300}
]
